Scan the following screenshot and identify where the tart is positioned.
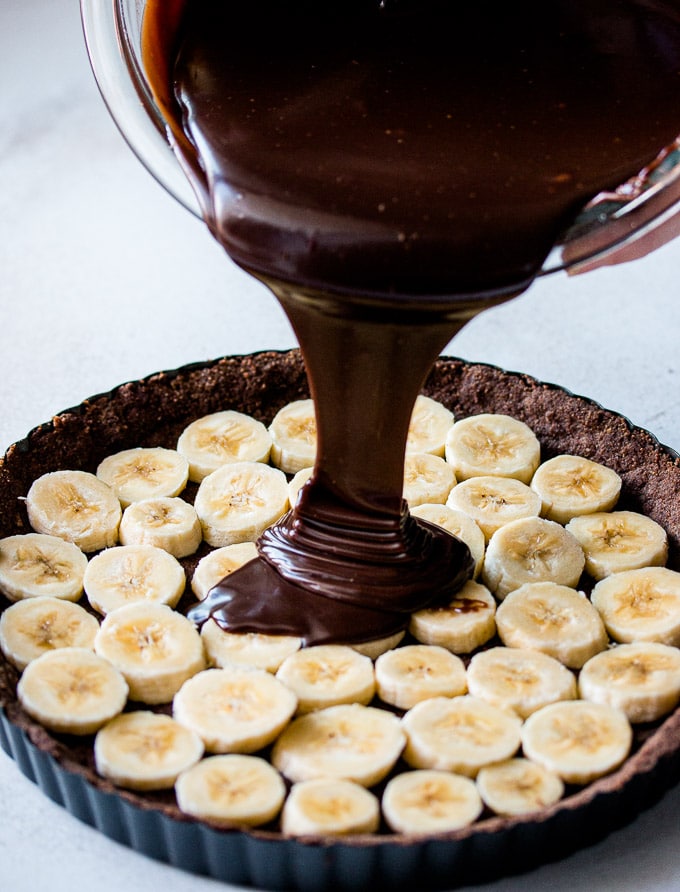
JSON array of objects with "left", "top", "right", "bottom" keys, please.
[{"left": 1, "top": 350, "right": 680, "bottom": 891}]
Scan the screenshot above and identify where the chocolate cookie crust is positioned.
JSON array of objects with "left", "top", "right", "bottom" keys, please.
[{"left": 1, "top": 351, "right": 679, "bottom": 891}]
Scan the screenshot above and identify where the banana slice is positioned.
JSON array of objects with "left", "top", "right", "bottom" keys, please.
[
  {"left": 590, "top": 566, "right": 680, "bottom": 645},
  {"left": 476, "top": 758, "right": 564, "bottom": 817},
  {"left": 382, "top": 769, "right": 483, "bottom": 834},
  {"left": 177, "top": 410, "right": 273, "bottom": 482},
  {"left": 466, "top": 646, "right": 577, "bottom": 719},
  {"left": 405, "top": 395, "right": 454, "bottom": 457},
  {"left": 94, "top": 602, "right": 205, "bottom": 704},
  {"left": 0, "top": 597, "right": 100, "bottom": 671},
  {"left": 268, "top": 399, "right": 317, "bottom": 474},
  {"left": 84, "top": 544, "right": 186, "bottom": 614},
  {"left": 17, "top": 646, "right": 128, "bottom": 735},
  {"left": 25, "top": 470, "right": 121, "bottom": 552},
  {"left": 578, "top": 642, "right": 680, "bottom": 724},
  {"left": 119, "top": 497, "right": 202, "bottom": 559},
  {"left": 401, "top": 695, "right": 522, "bottom": 777},
  {"left": 374, "top": 644, "right": 467, "bottom": 710},
  {"left": 444, "top": 413, "right": 541, "bottom": 483},
  {"left": 347, "top": 631, "right": 406, "bottom": 660},
  {"left": 408, "top": 579, "right": 497, "bottom": 653},
  {"left": 271, "top": 703, "right": 405, "bottom": 787},
  {"left": 191, "top": 542, "right": 258, "bottom": 600},
  {"left": 411, "top": 504, "right": 485, "bottom": 578},
  {"left": 521, "top": 700, "right": 633, "bottom": 785},
  {"left": 530, "top": 454, "right": 622, "bottom": 524},
  {"left": 403, "top": 453, "right": 456, "bottom": 508},
  {"left": 194, "top": 461, "right": 289, "bottom": 547},
  {"left": 94, "top": 710, "right": 204, "bottom": 791},
  {"left": 201, "top": 622, "right": 302, "bottom": 672},
  {"left": 176, "top": 754, "right": 286, "bottom": 828},
  {"left": 565, "top": 511, "right": 668, "bottom": 581},
  {"left": 0, "top": 533, "right": 88, "bottom": 602},
  {"left": 446, "top": 476, "right": 542, "bottom": 541},
  {"left": 96, "top": 447, "right": 190, "bottom": 507},
  {"left": 275, "top": 645, "right": 375, "bottom": 713},
  {"left": 173, "top": 666, "right": 297, "bottom": 753},
  {"left": 482, "top": 515, "right": 585, "bottom": 600},
  {"left": 288, "top": 467, "right": 313, "bottom": 509},
  {"left": 495, "top": 582, "right": 608, "bottom": 669},
  {"left": 282, "top": 778, "right": 380, "bottom": 837}
]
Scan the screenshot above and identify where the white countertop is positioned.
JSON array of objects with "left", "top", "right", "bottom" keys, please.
[{"left": 1, "top": 1, "right": 680, "bottom": 890}]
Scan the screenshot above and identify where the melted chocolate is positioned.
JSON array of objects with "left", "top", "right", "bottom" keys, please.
[{"left": 141, "top": 0, "right": 680, "bottom": 643}]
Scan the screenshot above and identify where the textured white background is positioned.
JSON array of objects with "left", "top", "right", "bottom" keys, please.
[{"left": 1, "top": 1, "right": 680, "bottom": 890}]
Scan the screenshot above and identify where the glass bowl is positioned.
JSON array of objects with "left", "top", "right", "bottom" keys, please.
[{"left": 81, "top": 0, "right": 680, "bottom": 275}]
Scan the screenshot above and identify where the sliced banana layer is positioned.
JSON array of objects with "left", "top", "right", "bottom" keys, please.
[
  {"left": 446, "top": 476, "right": 542, "bottom": 541},
  {"left": 401, "top": 695, "right": 522, "bottom": 777},
  {"left": 176, "top": 754, "right": 286, "bottom": 828},
  {"left": 578, "top": 642, "right": 680, "bottom": 723},
  {"left": 282, "top": 778, "right": 380, "bottom": 837},
  {"left": 271, "top": 703, "right": 405, "bottom": 787},
  {"left": 476, "top": 758, "right": 564, "bottom": 817},
  {"left": 521, "top": 700, "right": 633, "bottom": 785},
  {"left": 194, "top": 461, "right": 289, "bottom": 547},
  {"left": 382, "top": 769, "right": 482, "bottom": 835},
  {"left": 444, "top": 413, "right": 540, "bottom": 483},
  {"left": 466, "top": 646, "right": 577, "bottom": 719},
  {"left": 94, "top": 710, "right": 204, "bottom": 791},
  {"left": 96, "top": 447, "right": 189, "bottom": 507},
  {"left": 482, "top": 515, "right": 585, "bottom": 600},
  {"left": 406, "top": 395, "right": 454, "bottom": 457},
  {"left": 268, "top": 399, "right": 317, "bottom": 474},
  {"left": 173, "top": 666, "right": 297, "bottom": 753},
  {"left": 177, "top": 410, "right": 273, "bottom": 482},
  {"left": 202, "top": 622, "right": 302, "bottom": 673},
  {"left": 25, "top": 470, "right": 121, "bottom": 553},
  {"left": 495, "top": 582, "right": 608, "bottom": 669},
  {"left": 191, "top": 542, "right": 259, "bottom": 600},
  {"left": 84, "top": 544, "right": 186, "bottom": 614},
  {"left": 410, "top": 504, "right": 485, "bottom": 578},
  {"left": 590, "top": 566, "right": 680, "bottom": 646},
  {"left": 119, "top": 497, "right": 202, "bottom": 559},
  {"left": 0, "top": 533, "right": 88, "bottom": 602},
  {"left": 565, "top": 511, "right": 668, "bottom": 580},
  {"left": 409, "top": 580, "right": 496, "bottom": 654},
  {"left": 375, "top": 644, "right": 467, "bottom": 710},
  {"left": 530, "top": 454, "right": 622, "bottom": 524},
  {"left": 17, "top": 646, "right": 128, "bottom": 735},
  {"left": 94, "top": 602, "right": 205, "bottom": 704},
  {"left": 0, "top": 597, "right": 100, "bottom": 672},
  {"left": 403, "top": 453, "right": 456, "bottom": 508},
  {"left": 276, "top": 645, "right": 375, "bottom": 713}
]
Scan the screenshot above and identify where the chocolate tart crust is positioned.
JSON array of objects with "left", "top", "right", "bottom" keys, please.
[{"left": 1, "top": 350, "right": 679, "bottom": 891}]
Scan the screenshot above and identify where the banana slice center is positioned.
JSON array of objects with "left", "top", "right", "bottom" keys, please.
[
  {"left": 15, "top": 549, "right": 72, "bottom": 582},
  {"left": 547, "top": 716, "right": 609, "bottom": 753},
  {"left": 197, "top": 425, "right": 254, "bottom": 456},
  {"left": 52, "top": 666, "right": 105, "bottom": 704},
  {"left": 617, "top": 583, "right": 674, "bottom": 619},
  {"left": 437, "top": 713, "right": 499, "bottom": 746},
  {"left": 402, "top": 779, "right": 468, "bottom": 817},
  {"left": 208, "top": 767, "right": 265, "bottom": 806},
  {"left": 461, "top": 429, "right": 525, "bottom": 461}
]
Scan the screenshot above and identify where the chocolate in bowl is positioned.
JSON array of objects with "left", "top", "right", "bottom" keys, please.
[{"left": 1, "top": 349, "right": 680, "bottom": 891}]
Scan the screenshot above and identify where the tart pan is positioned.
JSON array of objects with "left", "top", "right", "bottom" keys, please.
[{"left": 1, "top": 350, "right": 679, "bottom": 891}]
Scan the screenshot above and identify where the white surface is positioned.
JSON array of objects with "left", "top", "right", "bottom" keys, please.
[{"left": 1, "top": 1, "right": 680, "bottom": 890}]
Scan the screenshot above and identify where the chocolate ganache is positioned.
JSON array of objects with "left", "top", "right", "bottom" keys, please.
[{"left": 142, "top": 0, "right": 680, "bottom": 644}]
